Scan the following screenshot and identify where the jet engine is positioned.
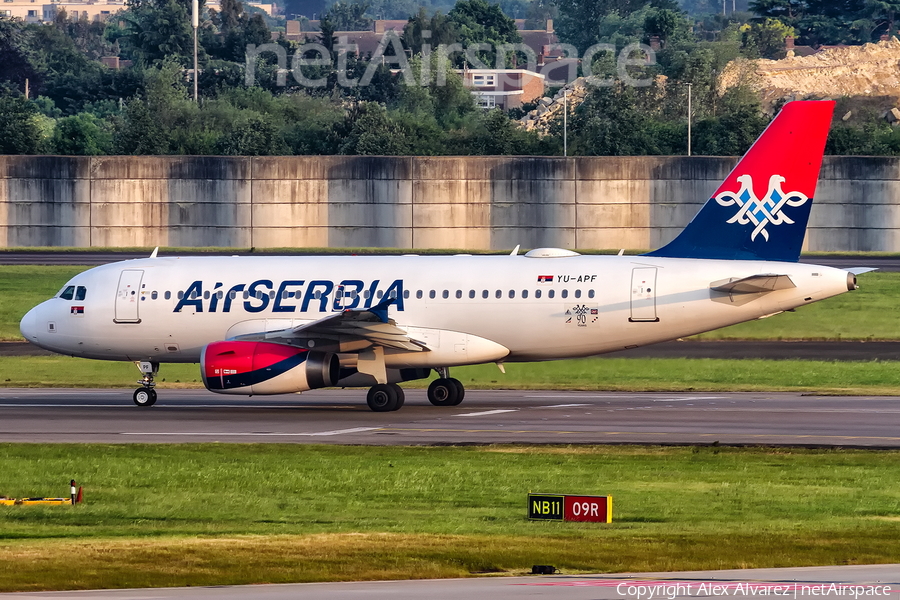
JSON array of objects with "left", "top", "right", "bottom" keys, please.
[{"left": 201, "top": 341, "right": 339, "bottom": 395}]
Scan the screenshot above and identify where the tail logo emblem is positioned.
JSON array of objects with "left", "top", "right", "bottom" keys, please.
[{"left": 715, "top": 174, "right": 809, "bottom": 242}]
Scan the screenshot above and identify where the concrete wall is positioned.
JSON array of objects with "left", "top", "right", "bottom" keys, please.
[{"left": 1, "top": 155, "right": 898, "bottom": 251}]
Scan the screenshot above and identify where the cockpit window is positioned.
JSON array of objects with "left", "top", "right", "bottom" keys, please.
[
  {"left": 59, "top": 286, "right": 75, "bottom": 300},
  {"left": 75, "top": 286, "right": 87, "bottom": 301}
]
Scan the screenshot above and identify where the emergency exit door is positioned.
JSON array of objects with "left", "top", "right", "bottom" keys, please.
[
  {"left": 114, "top": 269, "right": 144, "bottom": 323},
  {"left": 629, "top": 267, "right": 659, "bottom": 322}
]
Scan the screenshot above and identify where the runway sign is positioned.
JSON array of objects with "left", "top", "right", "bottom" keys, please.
[{"left": 528, "top": 493, "right": 612, "bottom": 523}]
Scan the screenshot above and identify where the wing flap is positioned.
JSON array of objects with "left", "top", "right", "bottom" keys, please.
[
  {"left": 710, "top": 274, "right": 796, "bottom": 294},
  {"left": 233, "top": 297, "right": 427, "bottom": 352}
]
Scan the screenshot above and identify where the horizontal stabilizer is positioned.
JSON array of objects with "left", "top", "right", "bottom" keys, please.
[{"left": 710, "top": 274, "right": 796, "bottom": 294}]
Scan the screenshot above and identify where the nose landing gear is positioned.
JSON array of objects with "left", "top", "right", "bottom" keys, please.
[
  {"left": 427, "top": 367, "right": 465, "bottom": 406},
  {"left": 133, "top": 361, "right": 159, "bottom": 407}
]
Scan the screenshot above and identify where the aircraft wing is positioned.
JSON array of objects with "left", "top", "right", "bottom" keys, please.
[
  {"left": 710, "top": 274, "right": 796, "bottom": 294},
  {"left": 232, "top": 297, "right": 427, "bottom": 352}
]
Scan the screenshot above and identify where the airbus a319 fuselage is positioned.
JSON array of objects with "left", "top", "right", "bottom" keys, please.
[{"left": 20, "top": 100, "right": 866, "bottom": 411}]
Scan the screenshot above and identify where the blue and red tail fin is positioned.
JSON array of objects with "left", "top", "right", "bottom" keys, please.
[{"left": 645, "top": 100, "right": 835, "bottom": 262}]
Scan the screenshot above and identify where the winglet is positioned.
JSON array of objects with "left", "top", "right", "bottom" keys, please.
[
  {"left": 645, "top": 100, "right": 835, "bottom": 262},
  {"left": 366, "top": 296, "right": 397, "bottom": 323}
]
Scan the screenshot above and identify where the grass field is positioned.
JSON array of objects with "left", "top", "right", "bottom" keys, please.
[{"left": 0, "top": 444, "right": 898, "bottom": 591}]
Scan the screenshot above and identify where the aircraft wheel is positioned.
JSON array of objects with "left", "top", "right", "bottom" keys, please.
[
  {"left": 133, "top": 388, "right": 157, "bottom": 407},
  {"left": 428, "top": 378, "right": 460, "bottom": 406},
  {"left": 391, "top": 384, "right": 405, "bottom": 410},
  {"left": 367, "top": 384, "right": 399, "bottom": 412},
  {"left": 448, "top": 378, "right": 465, "bottom": 406}
]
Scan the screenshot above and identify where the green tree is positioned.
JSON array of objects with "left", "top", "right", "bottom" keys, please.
[
  {"left": 338, "top": 102, "right": 413, "bottom": 154},
  {"left": 324, "top": 1, "right": 373, "bottom": 30},
  {"left": 52, "top": 113, "right": 113, "bottom": 155},
  {"left": 402, "top": 8, "right": 458, "bottom": 56},
  {"left": 739, "top": 17, "right": 793, "bottom": 58},
  {"left": 0, "top": 18, "right": 41, "bottom": 95},
  {"left": 120, "top": 0, "right": 201, "bottom": 66},
  {"left": 692, "top": 86, "right": 767, "bottom": 155},
  {"left": 448, "top": 0, "right": 521, "bottom": 67},
  {"left": 555, "top": 0, "right": 650, "bottom": 53},
  {"left": 0, "top": 94, "right": 43, "bottom": 154},
  {"left": 216, "top": 114, "right": 289, "bottom": 155}
]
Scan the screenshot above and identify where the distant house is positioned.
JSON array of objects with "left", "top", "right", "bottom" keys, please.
[{"left": 459, "top": 69, "right": 545, "bottom": 110}]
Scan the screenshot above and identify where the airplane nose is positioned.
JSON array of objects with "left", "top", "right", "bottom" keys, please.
[{"left": 20, "top": 305, "right": 40, "bottom": 342}]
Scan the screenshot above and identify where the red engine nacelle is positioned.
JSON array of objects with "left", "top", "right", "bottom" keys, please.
[{"left": 201, "top": 341, "right": 340, "bottom": 395}]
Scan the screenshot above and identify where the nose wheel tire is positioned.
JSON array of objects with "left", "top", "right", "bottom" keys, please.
[
  {"left": 367, "top": 383, "right": 404, "bottom": 412},
  {"left": 428, "top": 377, "right": 465, "bottom": 406},
  {"left": 133, "top": 388, "right": 157, "bottom": 407}
]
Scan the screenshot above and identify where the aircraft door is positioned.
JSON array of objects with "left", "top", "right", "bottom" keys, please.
[
  {"left": 115, "top": 269, "right": 144, "bottom": 323},
  {"left": 629, "top": 267, "right": 659, "bottom": 322}
]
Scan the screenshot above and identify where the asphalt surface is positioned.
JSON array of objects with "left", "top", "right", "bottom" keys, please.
[
  {"left": 2, "top": 564, "right": 898, "bottom": 599},
  {"left": 1, "top": 388, "right": 898, "bottom": 446}
]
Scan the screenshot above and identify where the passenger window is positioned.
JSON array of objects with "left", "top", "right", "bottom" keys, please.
[
  {"left": 257, "top": 290, "right": 264, "bottom": 299},
  {"left": 575, "top": 290, "right": 582, "bottom": 298},
  {"left": 217, "top": 291, "right": 223, "bottom": 299},
  {"left": 429, "top": 290, "right": 436, "bottom": 299},
  {"left": 508, "top": 290, "right": 515, "bottom": 298},
  {"left": 151, "top": 291, "right": 158, "bottom": 300},
  {"left": 442, "top": 290, "right": 449, "bottom": 299},
  {"left": 60, "top": 286, "right": 75, "bottom": 300},
  {"left": 403, "top": 290, "right": 409, "bottom": 299},
  {"left": 314, "top": 291, "right": 321, "bottom": 300},
  {"left": 535, "top": 289, "right": 541, "bottom": 298},
  {"left": 416, "top": 290, "right": 423, "bottom": 299},
  {"left": 165, "top": 291, "right": 171, "bottom": 300},
  {"left": 377, "top": 290, "right": 383, "bottom": 299},
  {"left": 203, "top": 291, "right": 210, "bottom": 300},
  {"left": 562, "top": 290, "right": 569, "bottom": 298},
  {"left": 389, "top": 290, "right": 397, "bottom": 299},
  {"left": 455, "top": 290, "right": 462, "bottom": 299},
  {"left": 522, "top": 290, "right": 528, "bottom": 298},
  {"left": 469, "top": 290, "right": 475, "bottom": 299},
  {"left": 495, "top": 290, "right": 501, "bottom": 299},
  {"left": 190, "top": 290, "right": 198, "bottom": 300},
  {"left": 282, "top": 291, "right": 289, "bottom": 299},
  {"left": 243, "top": 291, "right": 249, "bottom": 300},
  {"left": 75, "top": 286, "right": 87, "bottom": 301},
  {"left": 482, "top": 290, "right": 488, "bottom": 299},
  {"left": 229, "top": 290, "right": 236, "bottom": 299},
  {"left": 548, "top": 290, "right": 555, "bottom": 298},
  {"left": 178, "top": 291, "right": 184, "bottom": 300},
  {"left": 588, "top": 289, "right": 595, "bottom": 298},
  {"left": 269, "top": 290, "right": 276, "bottom": 299},
  {"left": 364, "top": 290, "right": 371, "bottom": 299}
]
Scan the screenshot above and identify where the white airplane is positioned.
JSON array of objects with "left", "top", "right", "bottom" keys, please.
[{"left": 19, "top": 100, "right": 866, "bottom": 411}]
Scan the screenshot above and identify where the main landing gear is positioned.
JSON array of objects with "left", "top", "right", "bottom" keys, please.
[
  {"left": 366, "top": 383, "right": 405, "bottom": 412},
  {"left": 133, "top": 361, "right": 159, "bottom": 407},
  {"left": 363, "top": 368, "right": 466, "bottom": 412}
]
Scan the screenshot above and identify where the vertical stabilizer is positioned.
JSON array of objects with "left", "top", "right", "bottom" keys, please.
[{"left": 645, "top": 100, "right": 834, "bottom": 262}]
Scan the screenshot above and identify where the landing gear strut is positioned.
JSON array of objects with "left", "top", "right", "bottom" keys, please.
[
  {"left": 366, "top": 383, "right": 405, "bottom": 412},
  {"left": 133, "top": 361, "right": 159, "bottom": 407},
  {"left": 427, "top": 368, "right": 465, "bottom": 406}
]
